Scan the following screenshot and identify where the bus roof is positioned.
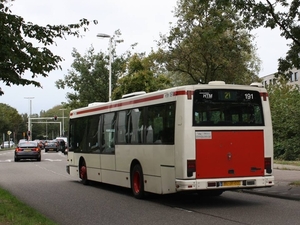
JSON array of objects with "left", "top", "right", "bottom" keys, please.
[{"left": 70, "top": 82, "right": 267, "bottom": 118}]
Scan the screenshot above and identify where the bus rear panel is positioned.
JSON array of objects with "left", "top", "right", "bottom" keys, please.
[{"left": 176, "top": 85, "right": 274, "bottom": 192}]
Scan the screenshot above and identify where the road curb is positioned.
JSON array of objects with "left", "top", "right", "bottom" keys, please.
[{"left": 241, "top": 188, "right": 300, "bottom": 201}]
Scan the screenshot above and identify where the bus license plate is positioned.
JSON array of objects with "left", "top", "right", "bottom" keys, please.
[{"left": 223, "top": 181, "right": 241, "bottom": 186}]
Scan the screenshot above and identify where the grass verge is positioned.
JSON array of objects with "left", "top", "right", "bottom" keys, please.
[
  {"left": 0, "top": 188, "right": 57, "bottom": 225},
  {"left": 290, "top": 181, "right": 300, "bottom": 186},
  {"left": 274, "top": 160, "right": 300, "bottom": 186},
  {"left": 274, "top": 159, "right": 300, "bottom": 167}
]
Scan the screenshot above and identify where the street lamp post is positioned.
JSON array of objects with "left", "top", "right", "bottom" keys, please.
[
  {"left": 97, "top": 33, "right": 112, "bottom": 102},
  {"left": 46, "top": 119, "right": 48, "bottom": 139},
  {"left": 24, "top": 97, "right": 34, "bottom": 140},
  {"left": 59, "top": 108, "right": 66, "bottom": 136}
]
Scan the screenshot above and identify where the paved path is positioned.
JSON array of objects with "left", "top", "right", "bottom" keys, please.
[{"left": 243, "top": 164, "right": 300, "bottom": 201}]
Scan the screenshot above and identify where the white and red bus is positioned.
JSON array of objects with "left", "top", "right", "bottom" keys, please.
[{"left": 66, "top": 81, "right": 274, "bottom": 198}]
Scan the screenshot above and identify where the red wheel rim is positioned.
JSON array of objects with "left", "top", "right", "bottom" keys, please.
[
  {"left": 133, "top": 171, "right": 140, "bottom": 193},
  {"left": 80, "top": 166, "right": 87, "bottom": 180}
]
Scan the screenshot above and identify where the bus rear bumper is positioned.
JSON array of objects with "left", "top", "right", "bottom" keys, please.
[{"left": 175, "top": 176, "right": 275, "bottom": 192}]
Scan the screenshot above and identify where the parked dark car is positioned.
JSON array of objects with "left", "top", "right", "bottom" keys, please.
[
  {"left": 33, "top": 139, "right": 44, "bottom": 149},
  {"left": 56, "top": 138, "right": 67, "bottom": 154},
  {"left": 44, "top": 140, "right": 59, "bottom": 152},
  {"left": 14, "top": 141, "right": 41, "bottom": 162},
  {"left": 1, "top": 141, "right": 15, "bottom": 149},
  {"left": 56, "top": 137, "right": 68, "bottom": 154}
]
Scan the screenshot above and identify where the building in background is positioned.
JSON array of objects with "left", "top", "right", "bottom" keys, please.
[{"left": 261, "top": 68, "right": 300, "bottom": 87}]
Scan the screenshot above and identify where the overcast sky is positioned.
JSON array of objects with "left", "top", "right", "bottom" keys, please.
[{"left": 1, "top": 0, "right": 290, "bottom": 115}]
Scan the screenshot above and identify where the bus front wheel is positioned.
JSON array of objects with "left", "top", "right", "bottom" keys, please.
[{"left": 131, "top": 164, "right": 145, "bottom": 199}]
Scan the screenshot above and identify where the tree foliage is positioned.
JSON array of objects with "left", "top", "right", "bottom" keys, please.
[
  {"left": 55, "top": 42, "right": 127, "bottom": 109},
  {"left": 112, "top": 53, "right": 172, "bottom": 99},
  {"left": 147, "top": 49, "right": 196, "bottom": 86},
  {"left": 157, "top": 0, "right": 261, "bottom": 85},
  {"left": 0, "top": 0, "right": 97, "bottom": 95},
  {"left": 219, "top": 0, "right": 300, "bottom": 77},
  {"left": 0, "top": 103, "right": 23, "bottom": 142},
  {"left": 55, "top": 30, "right": 171, "bottom": 106},
  {"left": 267, "top": 78, "right": 300, "bottom": 160},
  {"left": 55, "top": 47, "right": 109, "bottom": 109}
]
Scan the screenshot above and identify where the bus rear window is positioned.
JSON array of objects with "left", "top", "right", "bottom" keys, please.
[{"left": 193, "top": 89, "right": 264, "bottom": 126}]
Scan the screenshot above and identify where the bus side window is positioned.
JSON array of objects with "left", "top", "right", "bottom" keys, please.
[
  {"left": 146, "top": 107, "right": 155, "bottom": 143},
  {"left": 88, "top": 115, "right": 101, "bottom": 152},
  {"left": 160, "top": 127, "right": 174, "bottom": 144},
  {"left": 138, "top": 108, "right": 145, "bottom": 143},
  {"left": 69, "top": 123, "right": 75, "bottom": 152},
  {"left": 146, "top": 124, "right": 153, "bottom": 143},
  {"left": 73, "top": 117, "right": 88, "bottom": 152},
  {"left": 145, "top": 102, "right": 175, "bottom": 144},
  {"left": 102, "top": 112, "right": 116, "bottom": 154},
  {"left": 131, "top": 109, "right": 142, "bottom": 144},
  {"left": 125, "top": 110, "right": 131, "bottom": 143},
  {"left": 160, "top": 102, "right": 175, "bottom": 144},
  {"left": 117, "top": 111, "right": 127, "bottom": 144},
  {"left": 153, "top": 116, "right": 163, "bottom": 143}
]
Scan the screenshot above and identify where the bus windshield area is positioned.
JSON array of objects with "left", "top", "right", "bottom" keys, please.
[{"left": 193, "top": 89, "right": 264, "bottom": 126}]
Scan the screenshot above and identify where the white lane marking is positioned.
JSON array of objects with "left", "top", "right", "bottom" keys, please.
[
  {"left": 43, "top": 159, "right": 63, "bottom": 162},
  {"left": 0, "top": 159, "right": 62, "bottom": 162}
]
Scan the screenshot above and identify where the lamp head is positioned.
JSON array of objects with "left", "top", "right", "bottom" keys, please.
[{"left": 97, "top": 33, "right": 110, "bottom": 38}]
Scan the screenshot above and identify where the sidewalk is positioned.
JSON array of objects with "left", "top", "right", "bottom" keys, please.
[{"left": 242, "top": 164, "right": 300, "bottom": 201}]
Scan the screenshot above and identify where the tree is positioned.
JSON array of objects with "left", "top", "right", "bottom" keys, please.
[
  {"left": 267, "top": 78, "right": 300, "bottom": 160},
  {"left": 220, "top": 0, "right": 300, "bottom": 77},
  {"left": 0, "top": 103, "right": 23, "bottom": 142},
  {"left": 157, "top": 0, "right": 261, "bottom": 85},
  {"left": 55, "top": 47, "right": 109, "bottom": 109},
  {"left": 55, "top": 40, "right": 127, "bottom": 108},
  {"left": 147, "top": 49, "right": 195, "bottom": 87},
  {"left": 112, "top": 53, "right": 172, "bottom": 99},
  {"left": 0, "top": 0, "right": 97, "bottom": 95}
]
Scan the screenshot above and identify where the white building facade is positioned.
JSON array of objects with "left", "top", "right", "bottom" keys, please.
[{"left": 261, "top": 68, "right": 300, "bottom": 87}]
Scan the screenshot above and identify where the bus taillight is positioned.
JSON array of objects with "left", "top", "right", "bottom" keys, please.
[
  {"left": 265, "top": 157, "right": 272, "bottom": 174},
  {"left": 260, "top": 92, "right": 268, "bottom": 101},
  {"left": 187, "top": 91, "right": 192, "bottom": 100},
  {"left": 187, "top": 160, "right": 196, "bottom": 177}
]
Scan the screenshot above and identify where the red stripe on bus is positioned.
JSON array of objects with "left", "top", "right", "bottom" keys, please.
[
  {"left": 77, "top": 105, "right": 110, "bottom": 115},
  {"left": 173, "top": 90, "right": 187, "bottom": 96},
  {"left": 75, "top": 94, "right": 166, "bottom": 115}
]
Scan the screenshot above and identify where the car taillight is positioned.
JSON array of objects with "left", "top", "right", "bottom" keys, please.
[
  {"left": 33, "top": 148, "right": 39, "bottom": 152},
  {"left": 15, "top": 147, "right": 22, "bottom": 152},
  {"left": 187, "top": 160, "right": 196, "bottom": 177}
]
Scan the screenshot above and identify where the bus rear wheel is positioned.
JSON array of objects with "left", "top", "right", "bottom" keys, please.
[
  {"left": 80, "top": 162, "right": 89, "bottom": 185},
  {"left": 131, "top": 164, "right": 145, "bottom": 199}
]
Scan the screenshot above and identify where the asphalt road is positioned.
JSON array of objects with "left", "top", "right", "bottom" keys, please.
[{"left": 0, "top": 149, "right": 299, "bottom": 225}]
